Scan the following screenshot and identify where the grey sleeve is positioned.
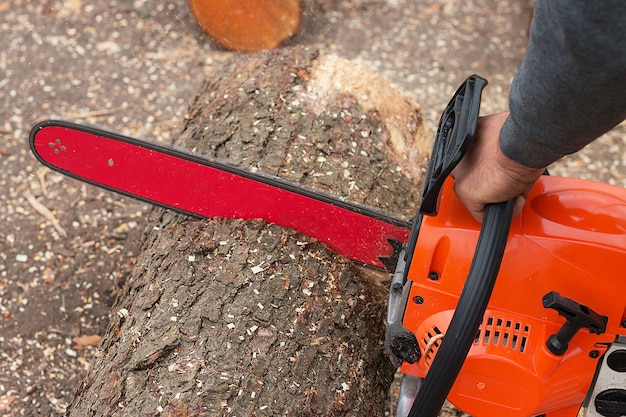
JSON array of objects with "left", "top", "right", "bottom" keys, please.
[{"left": 499, "top": 0, "right": 626, "bottom": 169}]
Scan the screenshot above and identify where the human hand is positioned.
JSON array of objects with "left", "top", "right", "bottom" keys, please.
[{"left": 451, "top": 112, "right": 545, "bottom": 222}]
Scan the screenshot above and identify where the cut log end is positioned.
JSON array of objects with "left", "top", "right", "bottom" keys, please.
[{"left": 189, "top": 0, "right": 302, "bottom": 52}]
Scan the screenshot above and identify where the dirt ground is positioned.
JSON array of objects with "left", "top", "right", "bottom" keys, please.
[{"left": 1, "top": 1, "right": 625, "bottom": 416}]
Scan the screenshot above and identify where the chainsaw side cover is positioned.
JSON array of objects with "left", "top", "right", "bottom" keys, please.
[{"left": 402, "top": 176, "right": 626, "bottom": 417}]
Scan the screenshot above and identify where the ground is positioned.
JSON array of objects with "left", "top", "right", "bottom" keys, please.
[{"left": 0, "top": 1, "right": 624, "bottom": 416}]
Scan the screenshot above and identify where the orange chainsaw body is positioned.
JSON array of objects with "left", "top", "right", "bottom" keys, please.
[{"left": 402, "top": 175, "right": 626, "bottom": 417}]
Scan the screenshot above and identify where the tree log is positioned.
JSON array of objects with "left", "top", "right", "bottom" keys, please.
[{"left": 67, "top": 46, "right": 430, "bottom": 416}]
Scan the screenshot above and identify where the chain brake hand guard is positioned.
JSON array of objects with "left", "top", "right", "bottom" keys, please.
[
  {"left": 420, "top": 74, "right": 487, "bottom": 215},
  {"left": 403, "top": 74, "right": 488, "bottom": 276}
]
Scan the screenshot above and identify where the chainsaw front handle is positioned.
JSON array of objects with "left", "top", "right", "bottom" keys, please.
[
  {"left": 398, "top": 75, "right": 516, "bottom": 417},
  {"left": 408, "top": 199, "right": 515, "bottom": 417}
]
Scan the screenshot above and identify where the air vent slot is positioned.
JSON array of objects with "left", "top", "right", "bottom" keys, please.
[
  {"left": 474, "top": 316, "right": 530, "bottom": 353},
  {"left": 421, "top": 316, "right": 530, "bottom": 368},
  {"left": 422, "top": 326, "right": 444, "bottom": 366}
]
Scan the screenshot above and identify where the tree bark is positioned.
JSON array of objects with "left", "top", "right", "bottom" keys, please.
[{"left": 67, "top": 45, "right": 430, "bottom": 417}]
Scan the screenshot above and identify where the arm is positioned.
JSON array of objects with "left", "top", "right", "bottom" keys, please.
[
  {"left": 500, "top": 0, "right": 626, "bottom": 168},
  {"left": 453, "top": 0, "right": 626, "bottom": 221}
]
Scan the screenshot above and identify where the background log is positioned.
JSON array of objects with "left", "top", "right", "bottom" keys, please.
[
  {"left": 67, "top": 45, "right": 430, "bottom": 416},
  {"left": 188, "top": 0, "right": 303, "bottom": 52},
  {"left": 187, "top": 0, "right": 346, "bottom": 52}
]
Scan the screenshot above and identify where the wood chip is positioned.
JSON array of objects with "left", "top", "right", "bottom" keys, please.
[
  {"left": 72, "top": 335, "right": 103, "bottom": 346},
  {"left": 0, "top": 395, "right": 16, "bottom": 411},
  {"left": 24, "top": 191, "right": 68, "bottom": 237}
]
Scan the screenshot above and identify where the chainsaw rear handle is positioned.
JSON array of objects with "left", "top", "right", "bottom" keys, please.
[{"left": 408, "top": 198, "right": 515, "bottom": 417}]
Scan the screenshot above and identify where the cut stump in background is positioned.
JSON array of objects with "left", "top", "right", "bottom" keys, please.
[
  {"left": 67, "top": 46, "right": 431, "bottom": 416},
  {"left": 189, "top": 0, "right": 303, "bottom": 51}
]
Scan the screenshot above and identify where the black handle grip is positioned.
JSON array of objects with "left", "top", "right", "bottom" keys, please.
[{"left": 408, "top": 199, "right": 515, "bottom": 417}]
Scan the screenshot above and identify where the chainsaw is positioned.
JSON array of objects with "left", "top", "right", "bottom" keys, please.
[{"left": 29, "top": 75, "right": 626, "bottom": 417}]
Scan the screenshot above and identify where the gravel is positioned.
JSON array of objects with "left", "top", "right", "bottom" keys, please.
[{"left": 0, "top": 0, "right": 624, "bottom": 416}]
